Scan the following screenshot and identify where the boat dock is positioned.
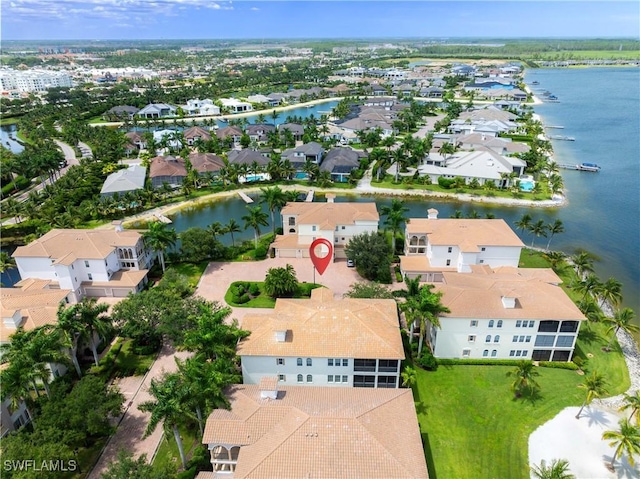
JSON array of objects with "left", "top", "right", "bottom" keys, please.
[
  {"left": 557, "top": 164, "right": 601, "bottom": 172},
  {"left": 557, "top": 164, "right": 579, "bottom": 170},
  {"left": 237, "top": 191, "right": 254, "bottom": 204},
  {"left": 549, "top": 135, "right": 575, "bottom": 141},
  {"left": 154, "top": 213, "right": 172, "bottom": 224},
  {"left": 305, "top": 190, "right": 315, "bottom": 202},
  {"left": 544, "top": 125, "right": 565, "bottom": 129}
]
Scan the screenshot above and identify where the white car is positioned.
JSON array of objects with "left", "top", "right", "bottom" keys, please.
[{"left": 347, "top": 259, "right": 355, "bottom": 268}]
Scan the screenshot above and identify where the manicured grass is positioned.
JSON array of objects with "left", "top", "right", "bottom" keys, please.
[
  {"left": 224, "top": 281, "right": 323, "bottom": 308},
  {"left": 112, "top": 339, "right": 156, "bottom": 377},
  {"left": 517, "top": 248, "right": 552, "bottom": 268},
  {"left": 166, "top": 261, "right": 208, "bottom": 289},
  {"left": 152, "top": 423, "right": 201, "bottom": 475}
]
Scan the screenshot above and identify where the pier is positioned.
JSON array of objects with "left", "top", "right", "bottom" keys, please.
[
  {"left": 237, "top": 191, "right": 254, "bottom": 204},
  {"left": 544, "top": 125, "right": 565, "bottom": 129},
  {"left": 154, "top": 213, "right": 172, "bottom": 224},
  {"left": 305, "top": 190, "right": 315, "bottom": 202},
  {"left": 549, "top": 135, "right": 575, "bottom": 141}
]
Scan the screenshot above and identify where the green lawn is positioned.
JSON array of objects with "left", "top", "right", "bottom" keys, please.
[
  {"left": 112, "top": 339, "right": 156, "bottom": 377},
  {"left": 152, "top": 423, "right": 201, "bottom": 477},
  {"left": 224, "top": 281, "right": 323, "bottom": 308},
  {"left": 166, "top": 262, "right": 209, "bottom": 289}
]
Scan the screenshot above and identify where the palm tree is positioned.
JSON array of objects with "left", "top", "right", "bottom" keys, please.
[
  {"left": 139, "top": 372, "right": 192, "bottom": 469},
  {"left": 506, "top": 360, "right": 540, "bottom": 398},
  {"left": 545, "top": 219, "right": 564, "bottom": 250},
  {"left": 225, "top": 219, "right": 241, "bottom": 247},
  {"left": 402, "top": 284, "right": 450, "bottom": 355},
  {"left": 56, "top": 303, "right": 84, "bottom": 378},
  {"left": 573, "top": 273, "right": 602, "bottom": 302},
  {"left": 597, "top": 277, "right": 624, "bottom": 310},
  {"left": 542, "top": 251, "right": 566, "bottom": 271},
  {"left": 260, "top": 186, "right": 287, "bottom": 234},
  {"left": 0, "top": 361, "right": 36, "bottom": 423},
  {"left": 143, "top": 221, "right": 177, "bottom": 273},
  {"left": 605, "top": 308, "right": 639, "bottom": 351},
  {"left": 602, "top": 418, "right": 640, "bottom": 470},
  {"left": 515, "top": 213, "right": 533, "bottom": 236},
  {"left": 0, "top": 251, "right": 18, "bottom": 285},
  {"left": 571, "top": 251, "right": 595, "bottom": 278},
  {"left": 528, "top": 219, "right": 548, "bottom": 248},
  {"left": 401, "top": 366, "right": 417, "bottom": 388},
  {"left": 575, "top": 371, "right": 608, "bottom": 419},
  {"left": 208, "top": 221, "right": 225, "bottom": 242},
  {"left": 380, "top": 199, "right": 409, "bottom": 249},
  {"left": 74, "top": 298, "right": 112, "bottom": 366},
  {"left": 619, "top": 391, "right": 640, "bottom": 425},
  {"left": 24, "top": 326, "right": 69, "bottom": 396},
  {"left": 242, "top": 205, "right": 269, "bottom": 248},
  {"left": 530, "top": 459, "right": 575, "bottom": 479}
]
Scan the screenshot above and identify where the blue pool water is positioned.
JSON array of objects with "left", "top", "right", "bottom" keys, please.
[
  {"left": 520, "top": 180, "right": 534, "bottom": 192},
  {"left": 294, "top": 172, "right": 308, "bottom": 180}
]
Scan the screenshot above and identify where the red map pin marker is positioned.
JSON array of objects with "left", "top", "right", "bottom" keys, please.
[{"left": 309, "top": 238, "right": 333, "bottom": 275}]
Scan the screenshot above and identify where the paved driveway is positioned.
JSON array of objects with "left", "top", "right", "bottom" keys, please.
[{"left": 195, "top": 257, "right": 365, "bottom": 324}]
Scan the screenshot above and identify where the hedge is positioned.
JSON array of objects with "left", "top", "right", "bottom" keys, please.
[{"left": 436, "top": 358, "right": 579, "bottom": 370}]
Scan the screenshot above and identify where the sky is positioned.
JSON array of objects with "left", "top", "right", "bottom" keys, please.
[{"left": 1, "top": 1, "right": 639, "bottom": 41}]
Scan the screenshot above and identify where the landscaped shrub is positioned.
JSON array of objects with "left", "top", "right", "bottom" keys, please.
[
  {"left": 254, "top": 245, "right": 267, "bottom": 260},
  {"left": 418, "top": 349, "right": 438, "bottom": 371},
  {"left": 539, "top": 361, "right": 579, "bottom": 370},
  {"left": 435, "top": 358, "right": 579, "bottom": 369},
  {"left": 249, "top": 283, "right": 260, "bottom": 295},
  {"left": 438, "top": 176, "right": 455, "bottom": 189},
  {"left": 394, "top": 265, "right": 402, "bottom": 282},
  {"left": 237, "top": 293, "right": 250, "bottom": 304}
]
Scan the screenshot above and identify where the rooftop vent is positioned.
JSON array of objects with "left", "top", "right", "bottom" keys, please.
[
  {"left": 501, "top": 296, "right": 517, "bottom": 309},
  {"left": 274, "top": 329, "right": 288, "bottom": 342},
  {"left": 259, "top": 376, "right": 279, "bottom": 400}
]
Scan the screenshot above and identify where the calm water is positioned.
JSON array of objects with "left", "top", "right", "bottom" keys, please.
[
  {"left": 0, "top": 123, "right": 25, "bottom": 154},
  {"left": 170, "top": 68, "right": 640, "bottom": 327}
]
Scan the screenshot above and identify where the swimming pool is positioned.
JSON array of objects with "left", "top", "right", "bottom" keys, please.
[
  {"left": 520, "top": 180, "right": 535, "bottom": 192},
  {"left": 294, "top": 172, "right": 308, "bottom": 180}
]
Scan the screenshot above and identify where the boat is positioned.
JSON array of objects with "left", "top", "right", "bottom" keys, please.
[
  {"left": 549, "top": 135, "right": 575, "bottom": 141},
  {"left": 531, "top": 81, "right": 540, "bottom": 85},
  {"left": 577, "top": 163, "right": 601, "bottom": 172}
]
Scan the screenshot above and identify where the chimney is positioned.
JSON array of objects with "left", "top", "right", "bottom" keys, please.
[
  {"left": 259, "top": 376, "right": 279, "bottom": 400},
  {"left": 326, "top": 194, "right": 335, "bottom": 203},
  {"left": 427, "top": 208, "right": 439, "bottom": 220},
  {"left": 274, "top": 329, "right": 288, "bottom": 342},
  {"left": 112, "top": 220, "right": 124, "bottom": 232},
  {"left": 501, "top": 296, "right": 517, "bottom": 309}
]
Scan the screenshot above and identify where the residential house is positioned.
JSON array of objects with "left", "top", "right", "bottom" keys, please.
[
  {"left": 455, "top": 133, "right": 530, "bottom": 155},
  {"left": 245, "top": 94, "right": 271, "bottom": 106},
  {"left": 183, "top": 126, "right": 212, "bottom": 146},
  {"left": 201, "top": 384, "right": 428, "bottom": 478},
  {"left": 245, "top": 123, "right": 275, "bottom": 143},
  {"left": 266, "top": 92, "right": 287, "bottom": 106},
  {"left": 124, "top": 131, "right": 147, "bottom": 154},
  {"left": 188, "top": 152, "right": 225, "bottom": 177},
  {"left": 104, "top": 105, "right": 139, "bottom": 120},
  {"left": 430, "top": 266, "right": 585, "bottom": 362},
  {"left": 153, "top": 129, "right": 182, "bottom": 150},
  {"left": 369, "top": 83, "right": 389, "bottom": 96},
  {"left": 322, "top": 123, "right": 359, "bottom": 145},
  {"left": 100, "top": 165, "right": 147, "bottom": 198},
  {"left": 281, "top": 141, "right": 324, "bottom": 171},
  {"left": 227, "top": 149, "right": 269, "bottom": 168},
  {"left": 149, "top": 155, "right": 187, "bottom": 189},
  {"left": 136, "top": 103, "right": 177, "bottom": 119},
  {"left": 12, "top": 225, "right": 150, "bottom": 302},
  {"left": 273, "top": 196, "right": 378, "bottom": 259},
  {"left": 215, "top": 125, "right": 243, "bottom": 146},
  {"left": 219, "top": 98, "right": 253, "bottom": 113},
  {"left": 320, "top": 147, "right": 366, "bottom": 182},
  {"left": 183, "top": 99, "right": 220, "bottom": 116},
  {"left": 400, "top": 209, "right": 524, "bottom": 282},
  {"left": 238, "top": 287, "right": 404, "bottom": 387},
  {"left": 277, "top": 123, "right": 304, "bottom": 142}
]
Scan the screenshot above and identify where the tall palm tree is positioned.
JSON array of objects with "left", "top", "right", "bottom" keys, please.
[
  {"left": 56, "top": 303, "right": 84, "bottom": 378},
  {"left": 225, "top": 219, "right": 241, "bottom": 247},
  {"left": 74, "top": 298, "right": 112, "bottom": 366},
  {"left": 528, "top": 219, "right": 548, "bottom": 248},
  {"left": 506, "top": 360, "right": 540, "bottom": 398},
  {"left": 380, "top": 199, "right": 409, "bottom": 249},
  {"left": 143, "top": 221, "right": 177, "bottom": 273},
  {"left": 139, "top": 373, "right": 192, "bottom": 469},
  {"left": 597, "top": 277, "right": 624, "bottom": 310},
  {"left": 571, "top": 251, "right": 595, "bottom": 279},
  {"left": 0, "top": 361, "right": 36, "bottom": 423},
  {"left": 605, "top": 308, "right": 639, "bottom": 351},
  {"left": 619, "top": 391, "right": 640, "bottom": 425},
  {"left": 24, "top": 326, "right": 69, "bottom": 396},
  {"left": 260, "top": 186, "right": 287, "bottom": 234},
  {"left": 401, "top": 366, "right": 417, "bottom": 388},
  {"left": 0, "top": 329, "right": 42, "bottom": 397},
  {"left": 242, "top": 205, "right": 269, "bottom": 248},
  {"left": 530, "top": 459, "right": 575, "bottom": 479},
  {"left": 402, "top": 284, "right": 450, "bottom": 355},
  {"left": 208, "top": 221, "right": 225, "bottom": 242},
  {"left": 602, "top": 418, "right": 640, "bottom": 470},
  {"left": 573, "top": 273, "right": 602, "bottom": 302},
  {"left": 575, "top": 371, "right": 608, "bottom": 419},
  {"left": 515, "top": 213, "right": 533, "bottom": 236},
  {"left": 545, "top": 219, "right": 564, "bottom": 250}
]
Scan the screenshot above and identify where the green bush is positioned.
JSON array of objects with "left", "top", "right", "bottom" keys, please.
[
  {"left": 418, "top": 349, "right": 438, "bottom": 371},
  {"left": 254, "top": 245, "right": 267, "bottom": 260},
  {"left": 539, "top": 361, "right": 579, "bottom": 370},
  {"left": 1, "top": 176, "right": 30, "bottom": 197},
  {"left": 438, "top": 176, "right": 455, "bottom": 189},
  {"left": 249, "top": 283, "right": 260, "bottom": 296},
  {"left": 237, "top": 293, "right": 250, "bottom": 304}
]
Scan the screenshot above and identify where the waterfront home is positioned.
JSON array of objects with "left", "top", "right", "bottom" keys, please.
[
  {"left": 430, "top": 267, "right": 585, "bottom": 362},
  {"left": 201, "top": 384, "right": 428, "bottom": 478},
  {"left": 227, "top": 149, "right": 269, "bottom": 167},
  {"left": 100, "top": 164, "right": 146, "bottom": 198},
  {"left": 273, "top": 195, "right": 378, "bottom": 260},
  {"left": 183, "top": 126, "right": 212, "bottom": 146},
  {"left": 182, "top": 99, "right": 220, "bottom": 116},
  {"left": 277, "top": 122, "right": 304, "bottom": 141},
  {"left": 455, "top": 133, "right": 530, "bottom": 155},
  {"left": 266, "top": 92, "right": 287, "bottom": 106},
  {"left": 103, "top": 105, "right": 139, "bottom": 120},
  {"left": 238, "top": 287, "right": 404, "bottom": 387},
  {"left": 245, "top": 123, "right": 275, "bottom": 143},
  {"left": 149, "top": 155, "right": 187, "bottom": 189},
  {"left": 215, "top": 125, "right": 243, "bottom": 146},
  {"left": 219, "top": 98, "right": 253, "bottom": 113},
  {"left": 136, "top": 103, "right": 177, "bottom": 119},
  {"left": 281, "top": 141, "right": 324, "bottom": 165},
  {"left": 400, "top": 208, "right": 524, "bottom": 282},
  {"left": 188, "top": 152, "right": 225, "bottom": 177},
  {"left": 12, "top": 224, "right": 150, "bottom": 302},
  {"left": 152, "top": 129, "right": 182, "bottom": 150},
  {"left": 418, "top": 148, "right": 526, "bottom": 186},
  {"left": 320, "top": 147, "right": 366, "bottom": 182},
  {"left": 459, "top": 106, "right": 518, "bottom": 123},
  {"left": 124, "top": 131, "right": 147, "bottom": 154},
  {"left": 246, "top": 94, "right": 271, "bottom": 106}
]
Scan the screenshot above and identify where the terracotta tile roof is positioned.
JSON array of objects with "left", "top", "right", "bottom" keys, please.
[
  {"left": 183, "top": 126, "right": 212, "bottom": 140},
  {"left": 1, "top": 283, "right": 70, "bottom": 342},
  {"left": 81, "top": 269, "right": 148, "bottom": 288},
  {"left": 13, "top": 229, "right": 142, "bottom": 261},
  {"left": 406, "top": 218, "right": 524, "bottom": 250},
  {"left": 435, "top": 269, "right": 586, "bottom": 321},
  {"left": 188, "top": 152, "right": 225, "bottom": 174},
  {"left": 237, "top": 288, "right": 404, "bottom": 360},
  {"left": 400, "top": 255, "right": 456, "bottom": 273},
  {"left": 149, "top": 155, "right": 187, "bottom": 178},
  {"left": 280, "top": 201, "right": 379, "bottom": 229},
  {"left": 203, "top": 385, "right": 428, "bottom": 479}
]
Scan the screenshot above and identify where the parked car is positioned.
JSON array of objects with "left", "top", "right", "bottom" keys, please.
[{"left": 347, "top": 259, "right": 355, "bottom": 268}]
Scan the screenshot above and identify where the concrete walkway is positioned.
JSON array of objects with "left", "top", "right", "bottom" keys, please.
[{"left": 87, "top": 343, "right": 190, "bottom": 479}]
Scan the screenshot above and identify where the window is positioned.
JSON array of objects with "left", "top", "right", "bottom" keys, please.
[
  {"left": 522, "top": 350, "right": 529, "bottom": 357},
  {"left": 481, "top": 247, "right": 486, "bottom": 251},
  {"left": 341, "top": 237, "right": 345, "bottom": 241},
  {"left": 354, "top": 359, "right": 376, "bottom": 372},
  {"left": 512, "top": 335, "right": 519, "bottom": 342},
  {"left": 519, "top": 336, "right": 525, "bottom": 342},
  {"left": 535, "top": 335, "right": 555, "bottom": 347},
  {"left": 552, "top": 350, "right": 571, "bottom": 362},
  {"left": 87, "top": 273, "right": 93, "bottom": 281},
  {"left": 312, "top": 225, "right": 317, "bottom": 231},
  {"left": 328, "top": 375, "right": 333, "bottom": 382},
  {"left": 485, "top": 335, "right": 492, "bottom": 343},
  {"left": 328, "top": 359, "right": 333, "bottom": 366},
  {"left": 377, "top": 376, "right": 396, "bottom": 388},
  {"left": 297, "top": 374, "right": 303, "bottom": 382},
  {"left": 483, "top": 350, "right": 489, "bottom": 357},
  {"left": 462, "top": 349, "right": 471, "bottom": 358},
  {"left": 556, "top": 336, "right": 574, "bottom": 348},
  {"left": 516, "top": 320, "right": 522, "bottom": 328},
  {"left": 446, "top": 259, "right": 451, "bottom": 266},
  {"left": 306, "top": 375, "right": 313, "bottom": 383},
  {"left": 84, "top": 260, "right": 90, "bottom": 267},
  {"left": 510, "top": 350, "right": 515, "bottom": 357},
  {"left": 306, "top": 358, "right": 312, "bottom": 366},
  {"left": 288, "top": 217, "right": 296, "bottom": 226},
  {"left": 491, "top": 350, "right": 497, "bottom": 357},
  {"left": 341, "top": 226, "right": 345, "bottom": 230},
  {"left": 538, "top": 320, "right": 559, "bottom": 333},
  {"left": 447, "top": 247, "right": 453, "bottom": 253},
  {"left": 497, "top": 320, "right": 503, "bottom": 328},
  {"left": 468, "top": 335, "right": 476, "bottom": 343},
  {"left": 378, "top": 360, "right": 398, "bottom": 372},
  {"left": 278, "top": 374, "right": 286, "bottom": 381},
  {"left": 525, "top": 336, "right": 531, "bottom": 342},
  {"left": 342, "top": 375, "right": 348, "bottom": 383},
  {"left": 488, "top": 320, "right": 494, "bottom": 328},
  {"left": 533, "top": 350, "right": 552, "bottom": 361},
  {"left": 297, "top": 358, "right": 303, "bottom": 366},
  {"left": 515, "top": 351, "right": 522, "bottom": 357},
  {"left": 342, "top": 359, "right": 348, "bottom": 367},
  {"left": 479, "top": 260, "right": 484, "bottom": 264},
  {"left": 354, "top": 376, "right": 375, "bottom": 388},
  {"left": 528, "top": 321, "right": 535, "bottom": 328},
  {"left": 560, "top": 321, "right": 579, "bottom": 333},
  {"left": 470, "top": 320, "right": 478, "bottom": 327},
  {"left": 276, "top": 358, "right": 285, "bottom": 366},
  {"left": 494, "top": 335, "right": 500, "bottom": 343}
]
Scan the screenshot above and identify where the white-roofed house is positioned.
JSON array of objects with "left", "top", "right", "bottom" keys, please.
[{"left": 100, "top": 165, "right": 146, "bottom": 198}]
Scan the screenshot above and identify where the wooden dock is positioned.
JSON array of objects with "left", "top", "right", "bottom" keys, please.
[
  {"left": 154, "top": 213, "right": 172, "bottom": 224},
  {"left": 237, "top": 191, "right": 253, "bottom": 204},
  {"left": 305, "top": 190, "right": 315, "bottom": 202},
  {"left": 557, "top": 164, "right": 579, "bottom": 170},
  {"left": 544, "top": 125, "right": 565, "bottom": 129}
]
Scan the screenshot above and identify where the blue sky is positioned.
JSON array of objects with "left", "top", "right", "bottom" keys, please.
[{"left": 2, "top": 1, "right": 639, "bottom": 41}]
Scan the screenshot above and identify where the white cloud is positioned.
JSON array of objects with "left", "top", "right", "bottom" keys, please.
[{"left": 250, "top": 6, "right": 259, "bottom": 11}]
